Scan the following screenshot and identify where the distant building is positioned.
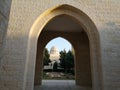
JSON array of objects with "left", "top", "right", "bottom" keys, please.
[{"left": 49, "top": 46, "right": 60, "bottom": 63}]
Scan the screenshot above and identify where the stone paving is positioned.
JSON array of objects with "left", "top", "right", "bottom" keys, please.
[{"left": 34, "top": 80, "right": 92, "bottom": 90}]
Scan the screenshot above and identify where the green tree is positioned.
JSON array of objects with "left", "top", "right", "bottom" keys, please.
[
  {"left": 53, "top": 61, "right": 58, "bottom": 71},
  {"left": 60, "top": 49, "right": 67, "bottom": 69},
  {"left": 43, "top": 48, "right": 50, "bottom": 65},
  {"left": 60, "top": 50, "right": 74, "bottom": 73},
  {"left": 65, "top": 50, "right": 74, "bottom": 72}
]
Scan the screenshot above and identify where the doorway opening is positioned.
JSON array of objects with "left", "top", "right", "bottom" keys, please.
[
  {"left": 42, "top": 37, "right": 75, "bottom": 81},
  {"left": 34, "top": 15, "right": 92, "bottom": 90},
  {"left": 26, "top": 4, "right": 102, "bottom": 90}
]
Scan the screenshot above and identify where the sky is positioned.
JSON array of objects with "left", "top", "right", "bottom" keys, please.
[{"left": 46, "top": 37, "right": 72, "bottom": 52}]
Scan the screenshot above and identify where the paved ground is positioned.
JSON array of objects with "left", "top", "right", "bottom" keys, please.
[{"left": 34, "top": 80, "right": 92, "bottom": 90}]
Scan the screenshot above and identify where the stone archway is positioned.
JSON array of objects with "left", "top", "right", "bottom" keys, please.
[
  {"left": 34, "top": 36, "right": 76, "bottom": 86},
  {"left": 25, "top": 4, "right": 103, "bottom": 90},
  {"left": 34, "top": 30, "right": 92, "bottom": 87}
]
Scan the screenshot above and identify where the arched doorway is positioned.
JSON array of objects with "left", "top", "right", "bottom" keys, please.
[
  {"left": 41, "top": 37, "right": 75, "bottom": 86},
  {"left": 25, "top": 4, "right": 103, "bottom": 90}
]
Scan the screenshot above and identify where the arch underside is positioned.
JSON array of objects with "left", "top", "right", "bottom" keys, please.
[{"left": 26, "top": 4, "right": 103, "bottom": 90}]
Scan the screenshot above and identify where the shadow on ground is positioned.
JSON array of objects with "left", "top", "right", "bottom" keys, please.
[{"left": 34, "top": 80, "right": 92, "bottom": 90}]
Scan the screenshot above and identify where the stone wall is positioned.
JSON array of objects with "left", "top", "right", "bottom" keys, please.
[
  {"left": 0, "top": 0, "right": 11, "bottom": 73},
  {"left": 0, "top": 0, "right": 120, "bottom": 90}
]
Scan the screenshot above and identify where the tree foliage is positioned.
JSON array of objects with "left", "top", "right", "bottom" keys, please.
[
  {"left": 53, "top": 61, "right": 58, "bottom": 71},
  {"left": 43, "top": 48, "right": 50, "bottom": 65},
  {"left": 65, "top": 50, "right": 74, "bottom": 68},
  {"left": 59, "top": 50, "right": 66, "bottom": 68},
  {"left": 60, "top": 50, "right": 74, "bottom": 73}
]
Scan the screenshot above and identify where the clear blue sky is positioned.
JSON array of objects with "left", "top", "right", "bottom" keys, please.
[{"left": 46, "top": 37, "right": 72, "bottom": 52}]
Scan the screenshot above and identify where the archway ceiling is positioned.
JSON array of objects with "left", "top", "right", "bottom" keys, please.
[{"left": 44, "top": 15, "right": 83, "bottom": 32}]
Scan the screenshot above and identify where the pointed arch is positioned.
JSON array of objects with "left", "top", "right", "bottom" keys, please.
[
  {"left": 45, "top": 37, "right": 73, "bottom": 51},
  {"left": 25, "top": 4, "right": 103, "bottom": 90}
]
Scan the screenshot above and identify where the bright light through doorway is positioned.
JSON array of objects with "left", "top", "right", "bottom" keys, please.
[{"left": 46, "top": 37, "right": 72, "bottom": 52}]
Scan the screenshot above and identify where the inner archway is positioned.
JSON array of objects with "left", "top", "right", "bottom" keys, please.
[
  {"left": 42, "top": 37, "right": 75, "bottom": 83},
  {"left": 26, "top": 4, "right": 103, "bottom": 90},
  {"left": 34, "top": 15, "right": 92, "bottom": 89}
]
